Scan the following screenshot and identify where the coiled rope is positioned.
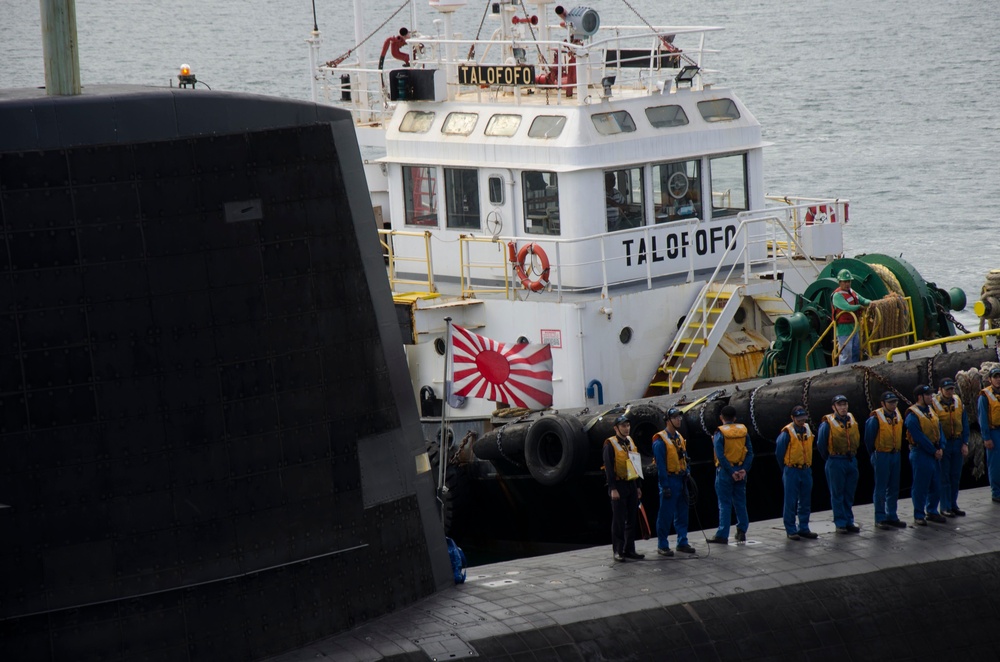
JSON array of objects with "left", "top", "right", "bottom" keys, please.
[
  {"left": 956, "top": 361, "right": 1000, "bottom": 479},
  {"left": 979, "top": 269, "right": 1000, "bottom": 330}
]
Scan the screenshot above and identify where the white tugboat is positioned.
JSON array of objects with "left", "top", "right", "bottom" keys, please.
[{"left": 309, "top": 0, "right": 996, "bottom": 547}]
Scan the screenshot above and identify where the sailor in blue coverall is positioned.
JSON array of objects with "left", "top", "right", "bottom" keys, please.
[
  {"left": 905, "top": 384, "right": 947, "bottom": 525},
  {"left": 864, "top": 391, "right": 908, "bottom": 529},
  {"left": 651, "top": 408, "right": 696, "bottom": 556},
  {"left": 932, "top": 378, "right": 969, "bottom": 516},
  {"left": 775, "top": 405, "right": 819, "bottom": 540},
  {"left": 707, "top": 405, "right": 753, "bottom": 544},
  {"left": 816, "top": 394, "right": 861, "bottom": 533},
  {"left": 977, "top": 366, "right": 1000, "bottom": 502}
]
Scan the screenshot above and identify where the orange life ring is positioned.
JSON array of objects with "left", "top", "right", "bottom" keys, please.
[
  {"left": 804, "top": 204, "right": 836, "bottom": 225},
  {"left": 514, "top": 243, "right": 550, "bottom": 292}
]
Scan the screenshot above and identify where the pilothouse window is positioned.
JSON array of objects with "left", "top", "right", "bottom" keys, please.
[
  {"left": 400, "top": 111, "right": 435, "bottom": 133},
  {"left": 605, "top": 168, "right": 645, "bottom": 232},
  {"left": 709, "top": 154, "right": 748, "bottom": 218},
  {"left": 697, "top": 99, "right": 741, "bottom": 123},
  {"left": 523, "top": 171, "right": 560, "bottom": 236},
  {"left": 528, "top": 116, "right": 567, "bottom": 139},
  {"left": 485, "top": 114, "right": 522, "bottom": 137},
  {"left": 442, "top": 112, "right": 478, "bottom": 135},
  {"left": 591, "top": 110, "right": 636, "bottom": 135},
  {"left": 653, "top": 160, "right": 702, "bottom": 223},
  {"left": 445, "top": 168, "right": 481, "bottom": 229},
  {"left": 403, "top": 166, "right": 438, "bottom": 226},
  {"left": 645, "top": 105, "right": 689, "bottom": 128}
]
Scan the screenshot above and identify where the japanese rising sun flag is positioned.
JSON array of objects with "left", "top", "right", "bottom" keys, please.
[{"left": 450, "top": 324, "right": 553, "bottom": 409}]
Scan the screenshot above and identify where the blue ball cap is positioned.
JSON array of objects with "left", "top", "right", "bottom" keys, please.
[
  {"left": 791, "top": 406, "right": 808, "bottom": 418},
  {"left": 613, "top": 414, "right": 630, "bottom": 425},
  {"left": 913, "top": 384, "right": 932, "bottom": 397},
  {"left": 940, "top": 378, "right": 956, "bottom": 389},
  {"left": 666, "top": 407, "right": 683, "bottom": 419},
  {"left": 831, "top": 394, "right": 848, "bottom": 405},
  {"left": 880, "top": 391, "right": 899, "bottom": 402},
  {"left": 990, "top": 367, "right": 1000, "bottom": 377}
]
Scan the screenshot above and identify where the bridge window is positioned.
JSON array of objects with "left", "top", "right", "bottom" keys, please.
[
  {"left": 605, "top": 167, "right": 645, "bottom": 232},
  {"left": 697, "top": 99, "right": 741, "bottom": 123},
  {"left": 488, "top": 176, "right": 504, "bottom": 205},
  {"left": 442, "top": 112, "right": 478, "bottom": 136},
  {"left": 400, "top": 111, "right": 435, "bottom": 133},
  {"left": 528, "top": 115, "right": 567, "bottom": 138},
  {"left": 402, "top": 165, "right": 438, "bottom": 226},
  {"left": 523, "top": 171, "right": 560, "bottom": 235},
  {"left": 653, "top": 160, "right": 702, "bottom": 223},
  {"left": 709, "top": 154, "right": 748, "bottom": 218},
  {"left": 645, "top": 105, "right": 689, "bottom": 128},
  {"left": 485, "top": 114, "right": 522, "bottom": 137},
  {"left": 445, "top": 168, "right": 480, "bottom": 229},
  {"left": 592, "top": 110, "right": 636, "bottom": 135}
]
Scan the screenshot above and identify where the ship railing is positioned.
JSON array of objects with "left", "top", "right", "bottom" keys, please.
[
  {"left": 765, "top": 195, "right": 850, "bottom": 257},
  {"left": 378, "top": 229, "right": 437, "bottom": 293},
  {"left": 457, "top": 235, "right": 513, "bottom": 298},
  {"left": 810, "top": 297, "right": 919, "bottom": 368},
  {"left": 315, "top": 26, "right": 721, "bottom": 116},
  {"left": 885, "top": 328, "right": 1000, "bottom": 363}
]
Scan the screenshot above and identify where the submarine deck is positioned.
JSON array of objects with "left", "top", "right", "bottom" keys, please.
[{"left": 274, "top": 485, "right": 1000, "bottom": 661}]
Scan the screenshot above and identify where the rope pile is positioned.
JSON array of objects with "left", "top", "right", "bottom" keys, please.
[
  {"left": 979, "top": 269, "right": 1000, "bottom": 330},
  {"left": 956, "top": 361, "right": 1000, "bottom": 478},
  {"left": 864, "top": 293, "right": 910, "bottom": 356}
]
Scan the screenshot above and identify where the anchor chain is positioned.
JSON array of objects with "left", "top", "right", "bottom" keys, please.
[
  {"left": 801, "top": 376, "right": 813, "bottom": 422},
  {"left": 495, "top": 413, "right": 531, "bottom": 467},
  {"left": 853, "top": 364, "right": 912, "bottom": 408},
  {"left": 748, "top": 379, "right": 772, "bottom": 442},
  {"left": 937, "top": 303, "right": 971, "bottom": 335},
  {"left": 698, "top": 389, "right": 725, "bottom": 439}
]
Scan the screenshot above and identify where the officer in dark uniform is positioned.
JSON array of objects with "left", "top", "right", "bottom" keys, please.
[{"left": 602, "top": 414, "right": 644, "bottom": 562}]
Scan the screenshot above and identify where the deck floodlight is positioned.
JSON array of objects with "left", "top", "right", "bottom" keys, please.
[
  {"left": 675, "top": 65, "right": 699, "bottom": 88},
  {"left": 562, "top": 7, "right": 600, "bottom": 39},
  {"left": 601, "top": 75, "right": 615, "bottom": 98}
]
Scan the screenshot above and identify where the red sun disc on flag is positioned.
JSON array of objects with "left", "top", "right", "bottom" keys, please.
[{"left": 475, "top": 350, "right": 510, "bottom": 385}]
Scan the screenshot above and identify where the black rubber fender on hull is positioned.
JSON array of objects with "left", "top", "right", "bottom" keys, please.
[{"left": 524, "top": 414, "right": 590, "bottom": 486}]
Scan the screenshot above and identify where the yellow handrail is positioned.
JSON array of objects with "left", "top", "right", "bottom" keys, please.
[
  {"left": 806, "top": 312, "right": 858, "bottom": 369},
  {"left": 378, "top": 229, "right": 436, "bottom": 293},
  {"left": 885, "top": 328, "right": 1000, "bottom": 362},
  {"left": 457, "top": 235, "right": 512, "bottom": 298}
]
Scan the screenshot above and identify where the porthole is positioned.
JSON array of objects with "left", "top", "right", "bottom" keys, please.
[
  {"left": 434, "top": 338, "right": 446, "bottom": 355},
  {"left": 734, "top": 307, "right": 747, "bottom": 325},
  {"left": 517, "top": 336, "right": 530, "bottom": 345},
  {"left": 619, "top": 327, "right": 633, "bottom": 344}
]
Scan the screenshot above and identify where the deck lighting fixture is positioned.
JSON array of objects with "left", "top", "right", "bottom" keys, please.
[
  {"left": 675, "top": 65, "right": 699, "bottom": 88},
  {"left": 178, "top": 64, "right": 197, "bottom": 88},
  {"left": 601, "top": 75, "right": 615, "bottom": 98}
]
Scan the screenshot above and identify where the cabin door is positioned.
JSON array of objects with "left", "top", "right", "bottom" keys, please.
[{"left": 482, "top": 171, "right": 512, "bottom": 238}]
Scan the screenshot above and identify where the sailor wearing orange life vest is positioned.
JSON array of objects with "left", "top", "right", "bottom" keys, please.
[
  {"left": 906, "top": 384, "right": 948, "bottom": 526},
  {"left": 707, "top": 405, "right": 753, "bottom": 544},
  {"left": 977, "top": 366, "right": 1000, "bottom": 503},
  {"left": 933, "top": 378, "right": 969, "bottom": 516},
  {"left": 602, "top": 414, "right": 644, "bottom": 562},
  {"left": 775, "top": 405, "right": 819, "bottom": 540},
  {"left": 651, "top": 408, "right": 696, "bottom": 556},
  {"left": 816, "top": 394, "right": 861, "bottom": 533},
  {"left": 831, "top": 269, "right": 871, "bottom": 366},
  {"left": 864, "top": 391, "right": 908, "bottom": 530}
]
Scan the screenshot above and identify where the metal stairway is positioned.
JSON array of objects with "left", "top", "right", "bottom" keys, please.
[{"left": 646, "top": 279, "right": 780, "bottom": 395}]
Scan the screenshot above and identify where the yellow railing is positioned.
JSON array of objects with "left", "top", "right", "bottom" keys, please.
[
  {"left": 807, "top": 297, "right": 919, "bottom": 367},
  {"left": 378, "top": 229, "right": 436, "bottom": 293},
  {"left": 458, "top": 235, "right": 512, "bottom": 299},
  {"left": 885, "top": 328, "right": 1000, "bottom": 362},
  {"left": 863, "top": 296, "right": 918, "bottom": 357}
]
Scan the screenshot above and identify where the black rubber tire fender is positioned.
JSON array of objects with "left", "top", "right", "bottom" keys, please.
[{"left": 523, "top": 414, "right": 588, "bottom": 486}]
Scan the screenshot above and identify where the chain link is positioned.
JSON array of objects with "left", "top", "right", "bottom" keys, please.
[
  {"left": 801, "top": 376, "right": 813, "bottom": 422},
  {"left": 852, "top": 364, "right": 912, "bottom": 407},
  {"left": 937, "top": 303, "right": 971, "bottom": 334},
  {"left": 496, "top": 413, "right": 531, "bottom": 467},
  {"left": 699, "top": 389, "right": 725, "bottom": 439},
  {"left": 927, "top": 356, "right": 935, "bottom": 390}
]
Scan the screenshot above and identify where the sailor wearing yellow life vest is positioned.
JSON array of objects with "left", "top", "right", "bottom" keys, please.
[
  {"left": 863, "top": 391, "right": 908, "bottom": 530},
  {"left": 775, "top": 405, "right": 819, "bottom": 540},
  {"left": 707, "top": 405, "right": 753, "bottom": 544},
  {"left": 602, "top": 414, "right": 645, "bottom": 562},
  {"left": 651, "top": 408, "right": 695, "bottom": 557},
  {"left": 976, "top": 366, "right": 1000, "bottom": 503},
  {"left": 905, "top": 384, "right": 948, "bottom": 526},
  {"left": 933, "top": 378, "right": 969, "bottom": 517},
  {"left": 816, "top": 394, "right": 861, "bottom": 533}
]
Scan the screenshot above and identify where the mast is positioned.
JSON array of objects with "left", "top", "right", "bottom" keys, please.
[{"left": 39, "top": 0, "right": 81, "bottom": 96}]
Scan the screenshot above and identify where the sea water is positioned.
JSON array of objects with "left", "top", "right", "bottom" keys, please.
[{"left": 3, "top": 0, "right": 997, "bottom": 326}]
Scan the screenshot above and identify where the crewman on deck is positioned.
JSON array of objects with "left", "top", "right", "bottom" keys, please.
[
  {"left": 864, "top": 391, "right": 908, "bottom": 529},
  {"left": 652, "top": 408, "right": 695, "bottom": 556},
  {"left": 816, "top": 394, "right": 861, "bottom": 533},
  {"left": 602, "top": 414, "right": 644, "bottom": 562},
  {"left": 707, "top": 405, "right": 753, "bottom": 544},
  {"left": 977, "top": 366, "right": 1000, "bottom": 503},
  {"left": 775, "top": 405, "right": 819, "bottom": 540},
  {"left": 933, "top": 378, "right": 969, "bottom": 517},
  {"left": 905, "top": 384, "right": 947, "bottom": 526},
  {"left": 831, "top": 270, "right": 871, "bottom": 365}
]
